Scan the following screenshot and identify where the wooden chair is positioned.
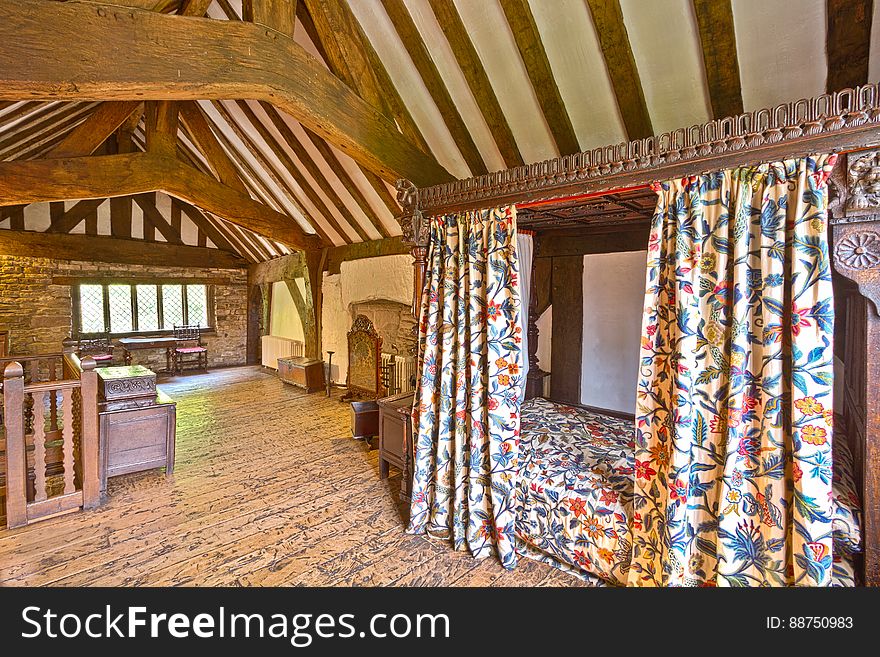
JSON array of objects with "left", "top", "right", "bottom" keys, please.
[
  {"left": 172, "top": 324, "right": 208, "bottom": 374},
  {"left": 75, "top": 333, "right": 115, "bottom": 366}
]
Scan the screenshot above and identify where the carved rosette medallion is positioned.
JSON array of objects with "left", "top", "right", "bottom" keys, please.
[{"left": 835, "top": 230, "right": 880, "bottom": 270}]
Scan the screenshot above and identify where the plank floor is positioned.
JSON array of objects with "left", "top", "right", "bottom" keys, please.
[{"left": 0, "top": 366, "right": 583, "bottom": 587}]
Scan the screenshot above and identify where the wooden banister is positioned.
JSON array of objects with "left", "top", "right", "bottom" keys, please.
[{"left": 3, "top": 361, "right": 27, "bottom": 528}]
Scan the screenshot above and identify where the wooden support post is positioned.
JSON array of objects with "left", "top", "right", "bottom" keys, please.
[
  {"left": 79, "top": 357, "right": 101, "bottom": 509},
  {"left": 524, "top": 240, "right": 548, "bottom": 400},
  {"left": 2, "top": 361, "right": 27, "bottom": 529}
]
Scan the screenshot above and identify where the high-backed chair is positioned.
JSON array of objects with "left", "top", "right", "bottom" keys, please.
[
  {"left": 76, "top": 333, "right": 115, "bottom": 365},
  {"left": 172, "top": 324, "right": 208, "bottom": 373}
]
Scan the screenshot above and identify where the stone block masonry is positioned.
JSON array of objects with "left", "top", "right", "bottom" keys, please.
[{"left": 0, "top": 255, "right": 247, "bottom": 371}]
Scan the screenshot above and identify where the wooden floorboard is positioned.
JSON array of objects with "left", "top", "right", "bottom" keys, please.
[{"left": 0, "top": 366, "right": 583, "bottom": 587}]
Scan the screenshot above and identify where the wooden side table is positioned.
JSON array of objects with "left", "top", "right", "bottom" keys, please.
[{"left": 377, "top": 391, "right": 415, "bottom": 499}]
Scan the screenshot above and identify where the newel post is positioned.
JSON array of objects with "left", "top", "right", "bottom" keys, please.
[
  {"left": 829, "top": 151, "right": 880, "bottom": 586},
  {"left": 78, "top": 356, "right": 101, "bottom": 509},
  {"left": 3, "top": 361, "right": 27, "bottom": 528}
]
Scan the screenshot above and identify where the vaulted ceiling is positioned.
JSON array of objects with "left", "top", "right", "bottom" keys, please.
[{"left": 0, "top": 0, "right": 876, "bottom": 262}]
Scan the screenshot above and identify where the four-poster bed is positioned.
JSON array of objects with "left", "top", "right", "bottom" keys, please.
[{"left": 395, "top": 84, "right": 880, "bottom": 586}]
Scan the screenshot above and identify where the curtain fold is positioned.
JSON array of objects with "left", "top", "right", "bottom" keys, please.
[
  {"left": 629, "top": 155, "right": 837, "bottom": 586},
  {"left": 516, "top": 231, "right": 534, "bottom": 386},
  {"left": 407, "top": 205, "right": 524, "bottom": 569}
]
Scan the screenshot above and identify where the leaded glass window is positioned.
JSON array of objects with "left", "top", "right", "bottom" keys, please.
[
  {"left": 107, "top": 284, "right": 133, "bottom": 333},
  {"left": 79, "top": 284, "right": 105, "bottom": 334},
  {"left": 136, "top": 285, "right": 160, "bottom": 332},
  {"left": 76, "top": 283, "right": 212, "bottom": 335},
  {"left": 161, "top": 285, "right": 184, "bottom": 329}
]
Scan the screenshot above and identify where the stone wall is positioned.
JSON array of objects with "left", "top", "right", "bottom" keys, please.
[{"left": 0, "top": 255, "right": 248, "bottom": 371}]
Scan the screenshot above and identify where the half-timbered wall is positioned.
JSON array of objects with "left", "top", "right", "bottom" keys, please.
[{"left": 0, "top": 255, "right": 247, "bottom": 370}]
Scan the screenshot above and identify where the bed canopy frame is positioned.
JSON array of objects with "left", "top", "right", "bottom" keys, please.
[{"left": 395, "top": 83, "right": 880, "bottom": 587}]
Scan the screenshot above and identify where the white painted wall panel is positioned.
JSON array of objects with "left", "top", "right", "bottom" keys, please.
[{"left": 580, "top": 251, "right": 646, "bottom": 414}]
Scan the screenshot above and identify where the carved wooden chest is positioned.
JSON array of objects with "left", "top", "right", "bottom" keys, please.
[
  {"left": 96, "top": 365, "right": 156, "bottom": 401},
  {"left": 277, "top": 356, "right": 325, "bottom": 393}
]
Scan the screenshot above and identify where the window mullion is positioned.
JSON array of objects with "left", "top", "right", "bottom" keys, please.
[
  {"left": 102, "top": 285, "right": 111, "bottom": 334},
  {"left": 157, "top": 284, "right": 164, "bottom": 330},
  {"left": 131, "top": 284, "right": 138, "bottom": 332}
]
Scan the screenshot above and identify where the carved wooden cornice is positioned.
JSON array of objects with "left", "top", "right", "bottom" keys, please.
[{"left": 397, "top": 84, "right": 880, "bottom": 244}]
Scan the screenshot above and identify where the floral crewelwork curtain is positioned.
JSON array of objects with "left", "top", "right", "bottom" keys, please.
[
  {"left": 630, "top": 155, "right": 838, "bottom": 586},
  {"left": 407, "top": 206, "right": 524, "bottom": 569}
]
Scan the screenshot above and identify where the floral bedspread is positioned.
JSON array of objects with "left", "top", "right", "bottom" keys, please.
[
  {"left": 831, "top": 428, "right": 862, "bottom": 586},
  {"left": 516, "top": 398, "right": 636, "bottom": 585}
]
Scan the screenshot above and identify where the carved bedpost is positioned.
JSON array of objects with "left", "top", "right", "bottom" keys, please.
[
  {"left": 525, "top": 240, "right": 548, "bottom": 399},
  {"left": 396, "top": 178, "right": 430, "bottom": 501},
  {"left": 830, "top": 150, "right": 880, "bottom": 587}
]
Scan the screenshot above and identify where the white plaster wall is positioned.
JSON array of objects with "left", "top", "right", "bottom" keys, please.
[
  {"left": 269, "top": 280, "right": 305, "bottom": 341},
  {"left": 580, "top": 251, "right": 646, "bottom": 414},
  {"left": 322, "top": 254, "right": 415, "bottom": 386},
  {"left": 536, "top": 306, "right": 552, "bottom": 397},
  {"left": 340, "top": 255, "right": 413, "bottom": 309}
]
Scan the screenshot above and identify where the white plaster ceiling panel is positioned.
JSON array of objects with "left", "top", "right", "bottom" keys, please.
[
  {"left": 619, "top": 0, "right": 712, "bottom": 133},
  {"left": 349, "top": 0, "right": 473, "bottom": 179},
  {"left": 262, "top": 102, "right": 383, "bottom": 241},
  {"left": 528, "top": 0, "right": 625, "bottom": 150},
  {"left": 453, "top": 0, "right": 556, "bottom": 164},
  {"left": 212, "top": 100, "right": 320, "bottom": 236},
  {"left": 403, "top": 0, "right": 506, "bottom": 172},
  {"left": 732, "top": 0, "right": 827, "bottom": 111}
]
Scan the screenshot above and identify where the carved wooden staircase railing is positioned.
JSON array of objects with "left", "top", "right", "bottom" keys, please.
[{"left": 0, "top": 352, "right": 100, "bottom": 529}]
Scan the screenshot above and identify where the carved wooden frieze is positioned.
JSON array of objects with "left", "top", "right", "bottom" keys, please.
[{"left": 397, "top": 83, "right": 880, "bottom": 220}]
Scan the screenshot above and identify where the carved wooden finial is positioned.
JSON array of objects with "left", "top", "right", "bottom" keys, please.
[
  {"left": 3, "top": 360, "right": 23, "bottom": 379},
  {"left": 80, "top": 356, "right": 97, "bottom": 371},
  {"left": 395, "top": 178, "right": 429, "bottom": 247}
]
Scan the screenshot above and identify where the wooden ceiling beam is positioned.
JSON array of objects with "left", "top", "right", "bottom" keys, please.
[
  {"left": 584, "top": 0, "right": 652, "bottom": 140},
  {"left": 301, "top": 127, "right": 392, "bottom": 238},
  {"left": 133, "top": 193, "right": 185, "bottom": 244},
  {"left": 0, "top": 228, "right": 247, "bottom": 269},
  {"left": 43, "top": 101, "right": 142, "bottom": 158},
  {"left": 179, "top": 0, "right": 213, "bottom": 16},
  {"left": 826, "top": 0, "right": 873, "bottom": 92},
  {"left": 381, "top": 0, "right": 487, "bottom": 176},
  {"left": 499, "top": 0, "right": 579, "bottom": 156},
  {"left": 0, "top": 0, "right": 452, "bottom": 186},
  {"left": 0, "top": 152, "right": 321, "bottom": 250},
  {"left": 428, "top": 0, "right": 523, "bottom": 168},
  {"left": 208, "top": 100, "right": 345, "bottom": 245},
  {"left": 244, "top": 0, "right": 296, "bottom": 35},
  {"left": 144, "top": 101, "right": 179, "bottom": 156},
  {"left": 299, "top": 0, "right": 432, "bottom": 157},
  {"left": 47, "top": 199, "right": 105, "bottom": 234},
  {"left": 178, "top": 202, "right": 238, "bottom": 254},
  {"left": 255, "top": 102, "right": 374, "bottom": 241},
  {"left": 178, "top": 101, "right": 248, "bottom": 193},
  {"left": 692, "top": 0, "right": 744, "bottom": 119}
]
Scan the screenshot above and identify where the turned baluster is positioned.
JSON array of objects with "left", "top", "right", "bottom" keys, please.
[
  {"left": 31, "top": 390, "right": 47, "bottom": 503},
  {"left": 61, "top": 387, "right": 75, "bottom": 496}
]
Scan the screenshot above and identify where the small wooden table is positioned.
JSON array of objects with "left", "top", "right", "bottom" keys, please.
[{"left": 117, "top": 336, "right": 179, "bottom": 372}]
